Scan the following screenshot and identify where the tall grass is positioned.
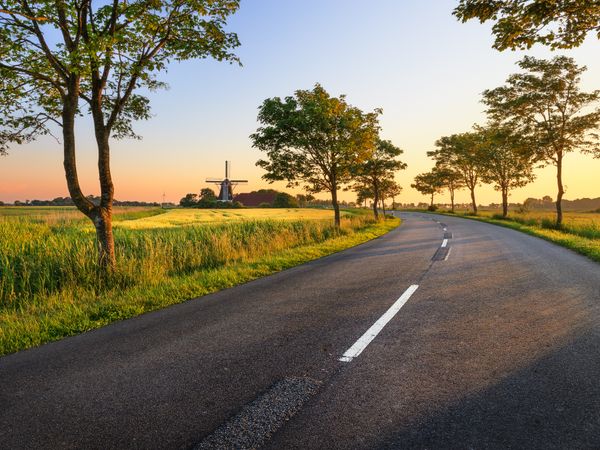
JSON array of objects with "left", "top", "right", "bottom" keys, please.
[
  {"left": 0, "top": 215, "right": 369, "bottom": 310},
  {"left": 0, "top": 212, "right": 397, "bottom": 354},
  {"left": 487, "top": 211, "right": 600, "bottom": 240}
]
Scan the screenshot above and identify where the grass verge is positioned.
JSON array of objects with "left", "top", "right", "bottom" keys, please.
[{"left": 0, "top": 216, "right": 399, "bottom": 356}]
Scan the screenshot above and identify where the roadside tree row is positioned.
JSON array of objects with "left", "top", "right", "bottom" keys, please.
[{"left": 414, "top": 55, "right": 600, "bottom": 225}]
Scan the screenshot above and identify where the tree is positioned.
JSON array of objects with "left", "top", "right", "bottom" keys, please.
[
  {"left": 179, "top": 193, "right": 199, "bottom": 207},
  {"left": 351, "top": 139, "right": 406, "bottom": 219},
  {"left": 411, "top": 170, "right": 445, "bottom": 210},
  {"left": 428, "top": 132, "right": 485, "bottom": 213},
  {"left": 200, "top": 188, "right": 217, "bottom": 202},
  {"left": 454, "top": 0, "right": 600, "bottom": 50},
  {"left": 354, "top": 184, "right": 374, "bottom": 208},
  {"left": 477, "top": 125, "right": 536, "bottom": 217},
  {"left": 251, "top": 84, "right": 380, "bottom": 227},
  {"left": 434, "top": 165, "right": 464, "bottom": 213},
  {"left": 0, "top": 1, "right": 241, "bottom": 269},
  {"left": 295, "top": 193, "right": 315, "bottom": 207},
  {"left": 273, "top": 192, "right": 299, "bottom": 208},
  {"left": 483, "top": 56, "right": 600, "bottom": 224},
  {"left": 381, "top": 179, "right": 403, "bottom": 209}
]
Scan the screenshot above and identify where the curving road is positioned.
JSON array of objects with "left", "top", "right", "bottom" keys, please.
[{"left": 1, "top": 212, "right": 599, "bottom": 449}]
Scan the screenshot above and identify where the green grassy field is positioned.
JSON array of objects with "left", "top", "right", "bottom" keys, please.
[{"left": 0, "top": 206, "right": 398, "bottom": 355}]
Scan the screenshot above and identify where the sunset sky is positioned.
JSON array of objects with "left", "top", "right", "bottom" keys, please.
[{"left": 1, "top": 0, "right": 599, "bottom": 205}]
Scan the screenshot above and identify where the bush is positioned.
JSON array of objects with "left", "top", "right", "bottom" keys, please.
[
  {"left": 427, "top": 205, "right": 438, "bottom": 211},
  {"left": 273, "top": 192, "right": 299, "bottom": 208},
  {"left": 258, "top": 202, "right": 271, "bottom": 208}
]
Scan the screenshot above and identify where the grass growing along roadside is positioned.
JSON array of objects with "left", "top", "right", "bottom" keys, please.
[{"left": 0, "top": 213, "right": 399, "bottom": 356}]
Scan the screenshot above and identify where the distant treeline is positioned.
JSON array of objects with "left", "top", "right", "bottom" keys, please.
[
  {"left": 523, "top": 196, "right": 600, "bottom": 212},
  {"left": 6, "top": 196, "right": 167, "bottom": 207}
]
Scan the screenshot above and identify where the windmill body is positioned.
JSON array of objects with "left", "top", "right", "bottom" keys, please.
[{"left": 206, "top": 161, "right": 248, "bottom": 202}]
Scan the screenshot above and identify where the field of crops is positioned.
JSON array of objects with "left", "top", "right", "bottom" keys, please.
[
  {"left": 116, "top": 208, "right": 348, "bottom": 229},
  {"left": 0, "top": 205, "right": 164, "bottom": 224},
  {"left": 0, "top": 206, "right": 397, "bottom": 355}
]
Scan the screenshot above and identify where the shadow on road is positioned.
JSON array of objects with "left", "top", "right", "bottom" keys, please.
[{"left": 376, "top": 328, "right": 600, "bottom": 449}]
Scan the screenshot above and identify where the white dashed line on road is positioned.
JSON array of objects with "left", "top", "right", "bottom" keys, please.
[
  {"left": 441, "top": 239, "right": 448, "bottom": 248},
  {"left": 339, "top": 285, "right": 419, "bottom": 363}
]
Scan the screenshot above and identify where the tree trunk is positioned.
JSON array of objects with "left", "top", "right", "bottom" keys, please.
[
  {"left": 62, "top": 81, "right": 94, "bottom": 217},
  {"left": 470, "top": 187, "right": 477, "bottom": 214},
  {"left": 450, "top": 188, "right": 455, "bottom": 213},
  {"left": 91, "top": 90, "right": 116, "bottom": 269},
  {"left": 556, "top": 153, "right": 564, "bottom": 226},
  {"left": 430, "top": 192, "right": 434, "bottom": 208},
  {"left": 331, "top": 187, "right": 341, "bottom": 228},
  {"left": 91, "top": 207, "right": 115, "bottom": 267},
  {"left": 372, "top": 187, "right": 379, "bottom": 219},
  {"left": 501, "top": 188, "right": 508, "bottom": 218},
  {"left": 94, "top": 136, "right": 116, "bottom": 269},
  {"left": 381, "top": 196, "right": 386, "bottom": 216}
]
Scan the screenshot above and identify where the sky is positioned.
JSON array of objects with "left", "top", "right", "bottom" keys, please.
[{"left": 1, "top": 0, "right": 600, "bottom": 205}]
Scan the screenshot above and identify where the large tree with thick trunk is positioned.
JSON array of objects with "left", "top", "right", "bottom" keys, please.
[
  {"left": 252, "top": 84, "right": 381, "bottom": 227},
  {"left": 482, "top": 56, "right": 600, "bottom": 225},
  {"left": 0, "top": 0, "right": 240, "bottom": 269}
]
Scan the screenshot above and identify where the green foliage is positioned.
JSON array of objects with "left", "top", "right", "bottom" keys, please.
[
  {"left": 251, "top": 83, "right": 381, "bottom": 224},
  {"left": 411, "top": 170, "right": 445, "bottom": 205},
  {"left": 200, "top": 188, "right": 217, "bottom": 202},
  {"left": 454, "top": 0, "right": 600, "bottom": 50},
  {"left": 429, "top": 132, "right": 485, "bottom": 194},
  {"left": 477, "top": 124, "right": 536, "bottom": 190},
  {"left": 0, "top": 0, "right": 241, "bottom": 151},
  {"left": 179, "top": 193, "right": 199, "bottom": 207},
  {"left": 351, "top": 138, "right": 406, "bottom": 217},
  {"left": 272, "top": 192, "right": 299, "bottom": 208},
  {"left": 483, "top": 56, "right": 600, "bottom": 162}
]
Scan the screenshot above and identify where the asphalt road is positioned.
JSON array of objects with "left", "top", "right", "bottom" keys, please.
[{"left": 1, "top": 212, "right": 599, "bottom": 449}]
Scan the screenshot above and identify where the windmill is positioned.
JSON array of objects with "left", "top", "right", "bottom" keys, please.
[{"left": 206, "top": 161, "right": 248, "bottom": 202}]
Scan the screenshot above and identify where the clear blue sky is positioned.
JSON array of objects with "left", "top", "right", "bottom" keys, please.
[{"left": 1, "top": 0, "right": 599, "bottom": 204}]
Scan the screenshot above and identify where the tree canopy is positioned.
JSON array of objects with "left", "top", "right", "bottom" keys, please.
[
  {"left": 351, "top": 139, "right": 406, "bottom": 219},
  {"left": 477, "top": 124, "right": 536, "bottom": 217},
  {"left": 454, "top": 0, "right": 600, "bottom": 50},
  {"left": 411, "top": 170, "right": 445, "bottom": 209},
  {"left": 428, "top": 131, "right": 485, "bottom": 213},
  {"left": 251, "top": 83, "right": 381, "bottom": 226}
]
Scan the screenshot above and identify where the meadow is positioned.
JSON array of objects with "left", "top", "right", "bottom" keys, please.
[{"left": 0, "top": 206, "right": 398, "bottom": 355}]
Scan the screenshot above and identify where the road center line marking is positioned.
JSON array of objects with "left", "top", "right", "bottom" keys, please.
[
  {"left": 339, "top": 285, "right": 419, "bottom": 363},
  {"left": 441, "top": 238, "right": 448, "bottom": 248},
  {"left": 444, "top": 247, "right": 452, "bottom": 261}
]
